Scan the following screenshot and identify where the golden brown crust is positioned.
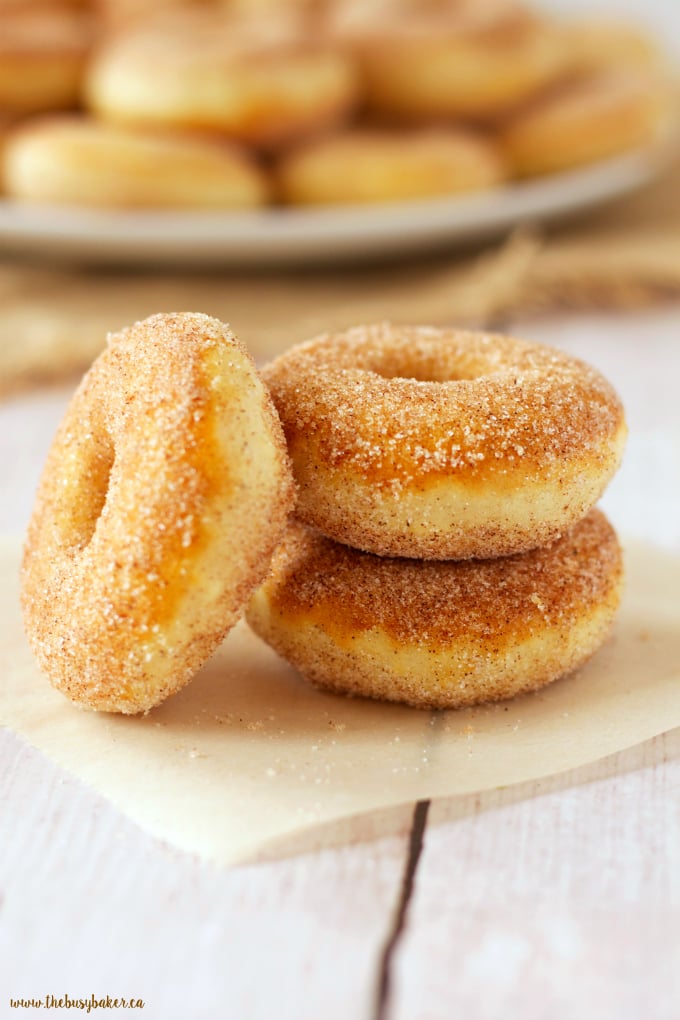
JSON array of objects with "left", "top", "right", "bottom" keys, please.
[
  {"left": 262, "top": 324, "right": 627, "bottom": 559},
  {"left": 276, "top": 127, "right": 507, "bottom": 206},
  {"left": 21, "top": 312, "right": 296, "bottom": 714},
  {"left": 247, "top": 510, "right": 624, "bottom": 710}
]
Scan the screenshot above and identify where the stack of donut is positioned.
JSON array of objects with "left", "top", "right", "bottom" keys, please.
[
  {"left": 0, "top": 0, "right": 672, "bottom": 210},
  {"left": 247, "top": 324, "right": 627, "bottom": 710},
  {"left": 22, "top": 316, "right": 626, "bottom": 715}
]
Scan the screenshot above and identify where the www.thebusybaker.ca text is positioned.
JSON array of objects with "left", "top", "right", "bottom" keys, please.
[{"left": 9, "top": 994, "right": 145, "bottom": 1012}]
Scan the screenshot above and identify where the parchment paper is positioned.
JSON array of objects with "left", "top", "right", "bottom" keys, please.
[{"left": 1, "top": 537, "right": 679, "bottom": 866}]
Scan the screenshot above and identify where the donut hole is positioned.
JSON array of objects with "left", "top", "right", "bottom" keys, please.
[
  {"left": 58, "top": 436, "right": 115, "bottom": 551},
  {"left": 375, "top": 366, "right": 480, "bottom": 382},
  {"left": 80, "top": 445, "right": 115, "bottom": 546},
  {"left": 369, "top": 358, "right": 487, "bottom": 384},
  {"left": 362, "top": 342, "right": 491, "bottom": 383}
]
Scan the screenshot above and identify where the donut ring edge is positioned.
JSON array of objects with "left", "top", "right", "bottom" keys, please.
[{"left": 21, "top": 312, "right": 296, "bottom": 714}]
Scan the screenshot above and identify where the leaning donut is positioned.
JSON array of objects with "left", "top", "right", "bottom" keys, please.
[
  {"left": 21, "top": 312, "right": 295, "bottom": 714},
  {"left": 261, "top": 324, "right": 626, "bottom": 559},
  {"left": 247, "top": 511, "right": 623, "bottom": 710}
]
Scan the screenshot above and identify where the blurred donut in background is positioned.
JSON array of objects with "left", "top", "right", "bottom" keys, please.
[
  {"left": 0, "top": 0, "right": 674, "bottom": 210},
  {"left": 95, "top": 0, "right": 324, "bottom": 28},
  {"left": 3, "top": 115, "right": 270, "bottom": 207},
  {"left": 0, "top": 4, "right": 93, "bottom": 114},
  {"left": 324, "top": 0, "right": 522, "bottom": 41},
  {"left": 0, "top": 113, "right": 21, "bottom": 191},
  {"left": 94, "top": 0, "right": 212, "bottom": 33},
  {"left": 276, "top": 127, "right": 507, "bottom": 205},
  {"left": 500, "top": 69, "right": 671, "bottom": 177},
  {"left": 562, "top": 17, "right": 662, "bottom": 75},
  {"left": 333, "top": 3, "right": 574, "bottom": 123},
  {"left": 0, "top": 0, "right": 88, "bottom": 7},
  {"left": 86, "top": 9, "right": 360, "bottom": 149}
]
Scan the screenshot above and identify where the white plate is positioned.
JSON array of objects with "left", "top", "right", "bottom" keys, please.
[{"left": 0, "top": 142, "right": 674, "bottom": 266}]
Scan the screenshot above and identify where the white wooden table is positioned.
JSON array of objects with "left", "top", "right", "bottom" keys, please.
[{"left": 1, "top": 310, "right": 679, "bottom": 1020}]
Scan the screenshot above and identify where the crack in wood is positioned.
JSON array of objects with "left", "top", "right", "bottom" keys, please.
[{"left": 372, "top": 799, "right": 431, "bottom": 1020}]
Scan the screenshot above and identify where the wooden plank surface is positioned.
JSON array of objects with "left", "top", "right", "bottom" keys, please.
[
  {"left": 392, "top": 732, "right": 680, "bottom": 1020},
  {"left": 0, "top": 729, "right": 414, "bottom": 1020}
]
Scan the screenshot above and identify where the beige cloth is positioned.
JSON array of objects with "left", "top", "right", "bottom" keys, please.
[{"left": 1, "top": 154, "right": 680, "bottom": 396}]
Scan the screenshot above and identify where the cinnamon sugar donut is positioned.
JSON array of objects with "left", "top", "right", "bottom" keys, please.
[
  {"left": 4, "top": 117, "right": 270, "bottom": 208},
  {"left": 21, "top": 313, "right": 295, "bottom": 714},
  {"left": 262, "top": 325, "right": 626, "bottom": 560},
  {"left": 348, "top": 9, "right": 571, "bottom": 123},
  {"left": 276, "top": 127, "right": 506, "bottom": 206},
  {"left": 86, "top": 11, "right": 360, "bottom": 149},
  {"left": 0, "top": 6, "right": 92, "bottom": 114},
  {"left": 499, "top": 70, "right": 669, "bottom": 178},
  {"left": 247, "top": 510, "right": 623, "bottom": 710}
]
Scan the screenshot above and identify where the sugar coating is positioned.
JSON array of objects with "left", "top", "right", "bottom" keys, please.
[
  {"left": 262, "top": 323, "right": 627, "bottom": 558},
  {"left": 247, "top": 510, "right": 624, "bottom": 710},
  {"left": 21, "top": 312, "right": 295, "bottom": 714}
]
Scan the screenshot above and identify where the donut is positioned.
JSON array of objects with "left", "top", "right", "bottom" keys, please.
[
  {"left": 0, "top": 0, "right": 88, "bottom": 7},
  {"left": 86, "top": 10, "right": 360, "bottom": 149},
  {"left": 562, "top": 17, "right": 662, "bottom": 76},
  {"left": 4, "top": 116, "right": 270, "bottom": 209},
  {"left": 325, "top": 0, "right": 521, "bottom": 42},
  {"left": 345, "top": 8, "right": 572, "bottom": 123},
  {"left": 94, "top": 0, "right": 206, "bottom": 33},
  {"left": 0, "top": 6, "right": 92, "bottom": 114},
  {"left": 499, "top": 70, "right": 670, "bottom": 178},
  {"left": 21, "top": 312, "right": 295, "bottom": 714},
  {"left": 247, "top": 510, "right": 623, "bottom": 710},
  {"left": 0, "top": 112, "right": 21, "bottom": 175},
  {"left": 276, "top": 127, "right": 506, "bottom": 206},
  {"left": 261, "top": 324, "right": 626, "bottom": 560}
]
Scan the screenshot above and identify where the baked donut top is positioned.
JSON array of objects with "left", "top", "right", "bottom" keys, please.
[
  {"left": 505, "top": 67, "right": 668, "bottom": 129},
  {"left": 262, "top": 323, "right": 626, "bottom": 487},
  {"left": 95, "top": 7, "right": 346, "bottom": 67},
  {"left": 326, "top": 0, "right": 527, "bottom": 43},
  {"left": 264, "top": 511, "right": 622, "bottom": 650}
]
